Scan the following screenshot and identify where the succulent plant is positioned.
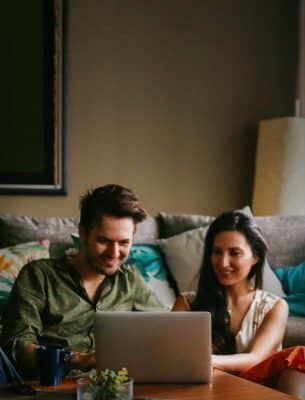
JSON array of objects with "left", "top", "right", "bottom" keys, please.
[{"left": 89, "top": 368, "right": 130, "bottom": 400}]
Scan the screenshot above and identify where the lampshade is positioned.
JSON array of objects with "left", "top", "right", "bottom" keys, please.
[{"left": 252, "top": 117, "right": 305, "bottom": 216}]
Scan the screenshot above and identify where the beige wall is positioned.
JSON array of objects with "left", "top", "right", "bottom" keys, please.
[{"left": 0, "top": 0, "right": 298, "bottom": 217}]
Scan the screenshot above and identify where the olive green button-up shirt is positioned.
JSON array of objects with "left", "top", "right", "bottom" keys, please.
[{"left": 0, "top": 257, "right": 165, "bottom": 363}]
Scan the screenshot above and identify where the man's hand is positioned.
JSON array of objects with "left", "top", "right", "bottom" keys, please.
[
  {"left": 71, "top": 351, "right": 96, "bottom": 371},
  {"left": 19, "top": 345, "right": 96, "bottom": 373},
  {"left": 18, "top": 343, "right": 40, "bottom": 372}
]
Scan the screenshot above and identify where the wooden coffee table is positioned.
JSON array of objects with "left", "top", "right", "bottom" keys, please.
[{"left": 27, "top": 369, "right": 296, "bottom": 399}]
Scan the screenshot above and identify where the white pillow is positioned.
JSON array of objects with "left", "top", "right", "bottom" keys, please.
[{"left": 157, "top": 227, "right": 208, "bottom": 293}]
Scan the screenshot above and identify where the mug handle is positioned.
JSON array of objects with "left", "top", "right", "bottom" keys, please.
[
  {"left": 61, "top": 349, "right": 74, "bottom": 374},
  {"left": 63, "top": 350, "right": 74, "bottom": 364}
]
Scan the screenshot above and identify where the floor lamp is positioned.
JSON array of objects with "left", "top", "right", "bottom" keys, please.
[{"left": 252, "top": 117, "right": 305, "bottom": 216}]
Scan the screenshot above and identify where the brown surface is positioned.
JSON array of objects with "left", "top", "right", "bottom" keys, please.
[{"left": 30, "top": 369, "right": 296, "bottom": 399}]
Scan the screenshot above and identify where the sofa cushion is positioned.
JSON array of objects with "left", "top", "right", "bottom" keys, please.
[
  {"left": 262, "top": 260, "right": 285, "bottom": 297},
  {"left": 273, "top": 262, "right": 305, "bottom": 295},
  {"left": 0, "top": 240, "right": 50, "bottom": 315},
  {"left": 281, "top": 294, "right": 305, "bottom": 317},
  {"left": 284, "top": 316, "right": 305, "bottom": 347},
  {"left": 0, "top": 215, "right": 78, "bottom": 258},
  {"left": 158, "top": 207, "right": 252, "bottom": 239},
  {"left": 157, "top": 227, "right": 207, "bottom": 293},
  {"left": 133, "top": 216, "right": 159, "bottom": 244},
  {"left": 126, "top": 244, "right": 176, "bottom": 309},
  {"left": 0, "top": 215, "right": 159, "bottom": 258},
  {"left": 256, "top": 215, "right": 305, "bottom": 267},
  {"left": 158, "top": 212, "right": 213, "bottom": 238},
  {"left": 272, "top": 262, "right": 305, "bottom": 316}
]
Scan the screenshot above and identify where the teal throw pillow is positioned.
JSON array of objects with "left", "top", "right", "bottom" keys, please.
[
  {"left": 126, "top": 244, "right": 176, "bottom": 309},
  {"left": 282, "top": 293, "right": 305, "bottom": 316},
  {"left": 273, "top": 262, "right": 305, "bottom": 316},
  {"left": 273, "top": 262, "right": 305, "bottom": 295}
]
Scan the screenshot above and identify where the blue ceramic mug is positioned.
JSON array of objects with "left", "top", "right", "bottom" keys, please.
[{"left": 37, "top": 345, "right": 74, "bottom": 386}]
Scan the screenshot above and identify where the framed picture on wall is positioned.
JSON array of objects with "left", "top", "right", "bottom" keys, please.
[{"left": 0, "top": 0, "right": 66, "bottom": 195}]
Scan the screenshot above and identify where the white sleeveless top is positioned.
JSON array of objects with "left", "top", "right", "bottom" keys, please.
[{"left": 235, "top": 289, "right": 280, "bottom": 353}]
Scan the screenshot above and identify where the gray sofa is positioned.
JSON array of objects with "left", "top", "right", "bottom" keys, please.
[{"left": 0, "top": 211, "right": 304, "bottom": 347}]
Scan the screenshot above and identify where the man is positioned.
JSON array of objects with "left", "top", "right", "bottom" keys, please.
[{"left": 0, "top": 184, "right": 165, "bottom": 375}]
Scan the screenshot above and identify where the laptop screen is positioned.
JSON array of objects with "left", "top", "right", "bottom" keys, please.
[{"left": 94, "top": 311, "right": 212, "bottom": 383}]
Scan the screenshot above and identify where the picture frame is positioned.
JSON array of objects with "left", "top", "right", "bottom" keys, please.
[{"left": 0, "top": 0, "right": 66, "bottom": 195}]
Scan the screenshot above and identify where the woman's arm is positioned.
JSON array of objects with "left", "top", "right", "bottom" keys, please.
[{"left": 213, "top": 298, "right": 289, "bottom": 374}]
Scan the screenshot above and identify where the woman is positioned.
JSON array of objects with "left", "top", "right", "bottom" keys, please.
[{"left": 191, "top": 211, "right": 288, "bottom": 375}]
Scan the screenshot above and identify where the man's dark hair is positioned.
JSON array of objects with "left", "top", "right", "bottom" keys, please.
[{"left": 79, "top": 184, "right": 147, "bottom": 230}]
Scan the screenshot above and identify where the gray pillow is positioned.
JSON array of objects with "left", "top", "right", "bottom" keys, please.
[
  {"left": 157, "top": 227, "right": 208, "bottom": 293},
  {"left": 0, "top": 214, "right": 159, "bottom": 258},
  {"left": 255, "top": 215, "right": 305, "bottom": 267},
  {"left": 158, "top": 212, "right": 214, "bottom": 238},
  {"left": 0, "top": 215, "right": 78, "bottom": 258},
  {"left": 262, "top": 259, "right": 285, "bottom": 297},
  {"left": 133, "top": 216, "right": 159, "bottom": 244}
]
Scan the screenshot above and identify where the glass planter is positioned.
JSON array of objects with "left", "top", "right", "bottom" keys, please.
[{"left": 77, "top": 377, "right": 134, "bottom": 400}]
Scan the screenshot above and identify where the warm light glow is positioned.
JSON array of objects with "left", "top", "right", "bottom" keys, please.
[{"left": 252, "top": 117, "right": 305, "bottom": 216}]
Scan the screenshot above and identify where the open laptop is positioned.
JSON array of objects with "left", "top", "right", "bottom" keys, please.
[{"left": 94, "top": 311, "right": 212, "bottom": 383}]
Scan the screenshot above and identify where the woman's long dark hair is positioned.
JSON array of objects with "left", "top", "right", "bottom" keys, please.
[{"left": 191, "top": 211, "right": 268, "bottom": 354}]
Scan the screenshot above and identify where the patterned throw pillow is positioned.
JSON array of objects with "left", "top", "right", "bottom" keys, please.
[
  {"left": 0, "top": 240, "right": 50, "bottom": 314},
  {"left": 126, "top": 245, "right": 176, "bottom": 309}
]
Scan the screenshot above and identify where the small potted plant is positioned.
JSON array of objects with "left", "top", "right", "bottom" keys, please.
[{"left": 88, "top": 368, "right": 133, "bottom": 400}]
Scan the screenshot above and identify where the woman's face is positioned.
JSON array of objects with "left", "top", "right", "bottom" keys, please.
[{"left": 211, "top": 230, "right": 258, "bottom": 286}]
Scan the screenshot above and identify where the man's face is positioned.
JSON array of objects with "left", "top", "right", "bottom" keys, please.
[{"left": 79, "top": 215, "right": 135, "bottom": 275}]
